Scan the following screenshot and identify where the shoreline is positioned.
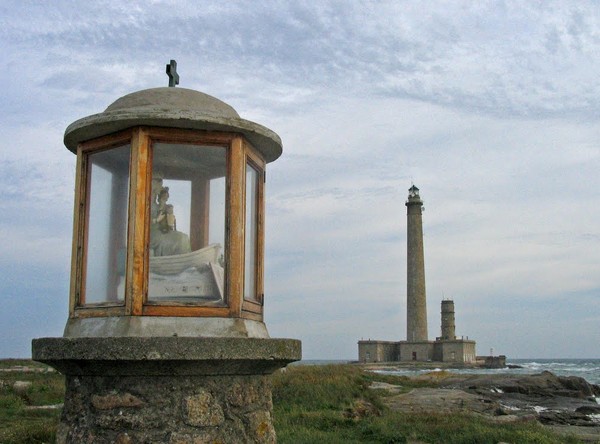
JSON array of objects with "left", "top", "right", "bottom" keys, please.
[
  {"left": 355, "top": 360, "right": 509, "bottom": 370},
  {"left": 363, "top": 365, "right": 600, "bottom": 443}
]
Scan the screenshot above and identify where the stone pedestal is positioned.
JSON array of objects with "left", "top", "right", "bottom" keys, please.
[{"left": 32, "top": 337, "right": 301, "bottom": 444}]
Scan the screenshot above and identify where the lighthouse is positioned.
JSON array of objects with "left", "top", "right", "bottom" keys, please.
[
  {"left": 357, "top": 185, "right": 479, "bottom": 365},
  {"left": 406, "top": 185, "right": 428, "bottom": 342}
]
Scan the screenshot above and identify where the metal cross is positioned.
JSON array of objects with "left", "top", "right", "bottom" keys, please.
[{"left": 166, "top": 60, "right": 179, "bottom": 87}]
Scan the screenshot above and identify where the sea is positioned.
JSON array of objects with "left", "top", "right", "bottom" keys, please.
[{"left": 295, "top": 359, "right": 600, "bottom": 385}]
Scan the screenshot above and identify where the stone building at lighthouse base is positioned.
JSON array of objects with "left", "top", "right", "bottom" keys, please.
[
  {"left": 358, "top": 186, "right": 481, "bottom": 365},
  {"left": 357, "top": 336, "right": 476, "bottom": 364},
  {"left": 358, "top": 298, "right": 476, "bottom": 364}
]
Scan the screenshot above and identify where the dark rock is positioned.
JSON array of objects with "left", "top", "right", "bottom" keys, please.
[
  {"left": 441, "top": 371, "right": 599, "bottom": 400},
  {"left": 437, "top": 371, "right": 600, "bottom": 428},
  {"left": 494, "top": 407, "right": 509, "bottom": 416},
  {"left": 373, "top": 372, "right": 600, "bottom": 442},
  {"left": 538, "top": 411, "right": 595, "bottom": 427},
  {"left": 380, "top": 388, "right": 501, "bottom": 417},
  {"left": 576, "top": 405, "right": 600, "bottom": 415},
  {"left": 507, "top": 364, "right": 523, "bottom": 369}
]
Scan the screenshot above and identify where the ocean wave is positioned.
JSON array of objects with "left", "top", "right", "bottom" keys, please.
[
  {"left": 520, "top": 364, "right": 599, "bottom": 373},
  {"left": 506, "top": 359, "right": 600, "bottom": 384},
  {"left": 373, "top": 360, "right": 600, "bottom": 385}
]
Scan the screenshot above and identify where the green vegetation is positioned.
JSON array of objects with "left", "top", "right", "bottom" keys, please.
[
  {"left": 0, "top": 359, "right": 49, "bottom": 370},
  {"left": 272, "top": 364, "right": 582, "bottom": 444},
  {"left": 0, "top": 361, "right": 62, "bottom": 444},
  {"left": 0, "top": 361, "right": 584, "bottom": 443}
]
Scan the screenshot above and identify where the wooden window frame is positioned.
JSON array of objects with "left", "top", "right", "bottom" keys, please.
[
  {"left": 69, "top": 130, "right": 133, "bottom": 318},
  {"left": 140, "top": 128, "right": 235, "bottom": 318},
  {"left": 70, "top": 127, "right": 265, "bottom": 321},
  {"left": 241, "top": 140, "right": 266, "bottom": 319}
]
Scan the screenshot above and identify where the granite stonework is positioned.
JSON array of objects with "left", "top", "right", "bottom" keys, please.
[
  {"left": 32, "top": 337, "right": 301, "bottom": 443},
  {"left": 57, "top": 373, "right": 276, "bottom": 443}
]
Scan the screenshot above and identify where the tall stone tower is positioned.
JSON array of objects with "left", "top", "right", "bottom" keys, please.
[
  {"left": 440, "top": 300, "right": 456, "bottom": 340},
  {"left": 406, "top": 185, "right": 428, "bottom": 342}
]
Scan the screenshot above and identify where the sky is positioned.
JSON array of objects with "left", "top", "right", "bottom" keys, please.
[{"left": 1, "top": 1, "right": 599, "bottom": 359}]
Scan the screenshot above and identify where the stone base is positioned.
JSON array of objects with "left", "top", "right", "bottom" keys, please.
[
  {"left": 32, "top": 337, "right": 301, "bottom": 444},
  {"left": 59, "top": 373, "right": 276, "bottom": 443}
]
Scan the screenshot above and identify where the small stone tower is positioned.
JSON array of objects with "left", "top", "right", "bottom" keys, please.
[
  {"left": 440, "top": 300, "right": 456, "bottom": 340},
  {"left": 406, "top": 185, "right": 428, "bottom": 342}
]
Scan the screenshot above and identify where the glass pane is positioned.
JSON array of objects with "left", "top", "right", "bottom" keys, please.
[
  {"left": 148, "top": 143, "right": 226, "bottom": 304},
  {"left": 84, "top": 145, "right": 130, "bottom": 304},
  {"left": 244, "top": 163, "right": 259, "bottom": 301}
]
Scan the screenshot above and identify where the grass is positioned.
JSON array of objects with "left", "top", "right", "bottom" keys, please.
[
  {"left": 0, "top": 361, "right": 62, "bottom": 444},
  {"left": 0, "top": 359, "right": 49, "bottom": 370},
  {"left": 271, "top": 364, "right": 583, "bottom": 444},
  {"left": 0, "top": 361, "right": 585, "bottom": 443}
]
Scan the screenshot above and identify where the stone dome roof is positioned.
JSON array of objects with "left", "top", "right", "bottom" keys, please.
[
  {"left": 64, "top": 87, "right": 282, "bottom": 163},
  {"left": 104, "top": 88, "right": 240, "bottom": 118}
]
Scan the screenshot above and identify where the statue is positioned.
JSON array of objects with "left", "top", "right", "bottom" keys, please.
[
  {"left": 164, "top": 205, "right": 176, "bottom": 232},
  {"left": 150, "top": 175, "right": 191, "bottom": 257},
  {"left": 147, "top": 174, "right": 223, "bottom": 300}
]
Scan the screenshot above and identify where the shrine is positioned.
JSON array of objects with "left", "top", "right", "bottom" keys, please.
[{"left": 32, "top": 61, "right": 300, "bottom": 443}]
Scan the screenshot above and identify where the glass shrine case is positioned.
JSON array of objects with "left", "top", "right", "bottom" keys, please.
[{"left": 71, "top": 127, "right": 265, "bottom": 320}]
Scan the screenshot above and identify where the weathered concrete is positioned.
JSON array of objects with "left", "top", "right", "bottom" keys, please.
[
  {"left": 64, "top": 87, "right": 283, "bottom": 163},
  {"left": 399, "top": 340, "right": 434, "bottom": 362},
  {"left": 357, "top": 340, "right": 399, "bottom": 363},
  {"left": 406, "top": 186, "right": 428, "bottom": 342},
  {"left": 477, "top": 355, "right": 507, "bottom": 368},
  {"left": 433, "top": 340, "right": 477, "bottom": 363},
  {"left": 64, "top": 317, "right": 270, "bottom": 339},
  {"left": 32, "top": 336, "right": 301, "bottom": 376},
  {"left": 358, "top": 338, "right": 477, "bottom": 365}
]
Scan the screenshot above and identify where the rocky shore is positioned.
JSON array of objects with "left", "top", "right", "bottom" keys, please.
[{"left": 368, "top": 369, "right": 600, "bottom": 442}]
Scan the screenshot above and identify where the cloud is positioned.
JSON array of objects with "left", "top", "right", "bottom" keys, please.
[
  {"left": 5, "top": 2, "right": 600, "bottom": 123},
  {"left": 1, "top": 1, "right": 599, "bottom": 359}
]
